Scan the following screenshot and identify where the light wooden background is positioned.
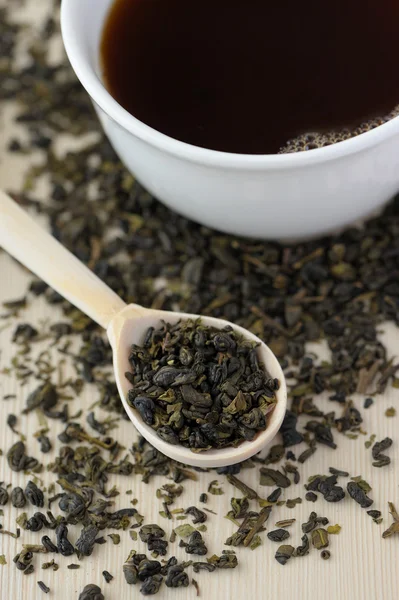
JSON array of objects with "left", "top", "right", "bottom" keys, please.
[{"left": 0, "top": 1, "right": 399, "bottom": 599}]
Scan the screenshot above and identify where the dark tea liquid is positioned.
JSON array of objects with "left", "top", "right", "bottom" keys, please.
[{"left": 101, "top": 0, "right": 399, "bottom": 154}]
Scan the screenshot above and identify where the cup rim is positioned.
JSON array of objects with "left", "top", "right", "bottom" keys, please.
[{"left": 61, "top": 0, "right": 399, "bottom": 171}]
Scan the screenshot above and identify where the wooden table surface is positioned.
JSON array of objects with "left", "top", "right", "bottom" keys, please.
[{"left": 0, "top": 1, "right": 399, "bottom": 599}]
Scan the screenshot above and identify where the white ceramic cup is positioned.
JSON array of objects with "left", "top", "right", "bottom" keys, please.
[{"left": 61, "top": 0, "right": 399, "bottom": 240}]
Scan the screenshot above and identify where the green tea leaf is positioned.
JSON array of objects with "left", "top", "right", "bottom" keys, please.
[{"left": 174, "top": 524, "right": 196, "bottom": 538}]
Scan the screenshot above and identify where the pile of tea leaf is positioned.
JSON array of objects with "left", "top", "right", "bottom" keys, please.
[
  {"left": 0, "top": 1, "right": 398, "bottom": 597},
  {"left": 126, "top": 320, "right": 278, "bottom": 450}
]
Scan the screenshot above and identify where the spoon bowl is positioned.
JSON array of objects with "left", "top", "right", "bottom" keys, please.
[
  {"left": 109, "top": 304, "right": 287, "bottom": 468},
  {"left": 0, "top": 191, "right": 287, "bottom": 468}
]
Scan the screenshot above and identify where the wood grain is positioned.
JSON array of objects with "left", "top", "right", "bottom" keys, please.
[{"left": 0, "top": 1, "right": 398, "bottom": 599}]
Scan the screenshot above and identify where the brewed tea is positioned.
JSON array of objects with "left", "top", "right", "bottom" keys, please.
[{"left": 101, "top": 0, "right": 399, "bottom": 154}]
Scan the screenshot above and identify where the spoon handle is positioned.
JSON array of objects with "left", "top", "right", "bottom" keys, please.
[{"left": 0, "top": 191, "right": 126, "bottom": 328}]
